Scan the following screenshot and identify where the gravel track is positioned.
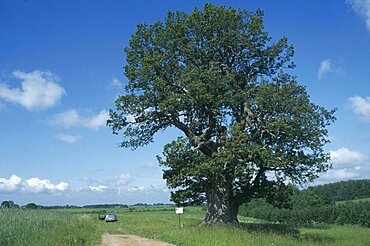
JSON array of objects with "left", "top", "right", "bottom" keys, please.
[{"left": 99, "top": 233, "right": 175, "bottom": 246}]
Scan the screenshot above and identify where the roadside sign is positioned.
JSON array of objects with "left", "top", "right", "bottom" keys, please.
[{"left": 175, "top": 207, "right": 184, "bottom": 229}]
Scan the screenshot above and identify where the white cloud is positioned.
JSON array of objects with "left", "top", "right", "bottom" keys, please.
[
  {"left": 47, "top": 109, "right": 109, "bottom": 130},
  {"left": 84, "top": 110, "right": 109, "bottom": 129},
  {"left": 88, "top": 173, "right": 131, "bottom": 186},
  {"left": 346, "top": 0, "right": 370, "bottom": 32},
  {"left": 55, "top": 133, "right": 82, "bottom": 144},
  {"left": 23, "top": 178, "right": 68, "bottom": 193},
  {"left": 125, "top": 185, "right": 169, "bottom": 195},
  {"left": 0, "top": 175, "right": 22, "bottom": 193},
  {"left": 0, "top": 175, "right": 68, "bottom": 194},
  {"left": 317, "top": 59, "right": 345, "bottom": 80},
  {"left": 48, "top": 109, "right": 80, "bottom": 127},
  {"left": 112, "top": 173, "right": 131, "bottom": 186},
  {"left": 81, "top": 173, "right": 132, "bottom": 193},
  {"left": 77, "top": 172, "right": 170, "bottom": 202},
  {"left": 0, "top": 70, "right": 65, "bottom": 110},
  {"left": 125, "top": 184, "right": 169, "bottom": 194},
  {"left": 348, "top": 96, "right": 370, "bottom": 121},
  {"left": 79, "top": 172, "right": 169, "bottom": 195},
  {"left": 320, "top": 168, "right": 360, "bottom": 181},
  {"left": 318, "top": 59, "right": 332, "bottom": 79},
  {"left": 317, "top": 147, "right": 370, "bottom": 183},
  {"left": 88, "top": 185, "right": 108, "bottom": 192},
  {"left": 330, "top": 147, "right": 368, "bottom": 168}
]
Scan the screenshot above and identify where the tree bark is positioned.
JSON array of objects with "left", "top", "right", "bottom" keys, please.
[{"left": 202, "top": 182, "right": 239, "bottom": 226}]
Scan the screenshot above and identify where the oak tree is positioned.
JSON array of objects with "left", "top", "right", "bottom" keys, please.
[{"left": 108, "top": 4, "right": 335, "bottom": 225}]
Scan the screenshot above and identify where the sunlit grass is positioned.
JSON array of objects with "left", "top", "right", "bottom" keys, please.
[
  {"left": 0, "top": 209, "right": 101, "bottom": 245},
  {"left": 94, "top": 206, "right": 370, "bottom": 246},
  {"left": 1, "top": 206, "right": 370, "bottom": 245}
]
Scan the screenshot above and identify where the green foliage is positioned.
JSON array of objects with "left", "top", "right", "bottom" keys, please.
[
  {"left": 25, "top": 203, "right": 39, "bottom": 209},
  {"left": 108, "top": 3, "right": 335, "bottom": 220},
  {"left": 1, "top": 200, "right": 19, "bottom": 209},
  {"left": 158, "top": 137, "right": 208, "bottom": 205},
  {"left": 240, "top": 198, "right": 370, "bottom": 227},
  {"left": 239, "top": 179, "right": 370, "bottom": 227}
]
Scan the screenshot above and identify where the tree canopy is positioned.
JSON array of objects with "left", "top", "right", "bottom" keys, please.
[{"left": 108, "top": 4, "right": 335, "bottom": 225}]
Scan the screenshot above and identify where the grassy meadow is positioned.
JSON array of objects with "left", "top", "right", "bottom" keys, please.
[
  {"left": 0, "top": 208, "right": 101, "bottom": 245},
  {"left": 1, "top": 206, "right": 369, "bottom": 245}
]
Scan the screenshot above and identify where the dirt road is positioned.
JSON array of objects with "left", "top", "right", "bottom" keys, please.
[{"left": 99, "top": 233, "right": 175, "bottom": 246}]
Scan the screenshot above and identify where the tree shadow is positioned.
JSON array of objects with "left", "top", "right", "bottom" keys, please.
[
  {"left": 300, "top": 233, "right": 335, "bottom": 244},
  {"left": 299, "top": 223, "right": 331, "bottom": 230},
  {"left": 240, "top": 222, "right": 300, "bottom": 237},
  {"left": 240, "top": 222, "right": 336, "bottom": 243}
]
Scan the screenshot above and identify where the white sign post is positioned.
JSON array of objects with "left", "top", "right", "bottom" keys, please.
[{"left": 175, "top": 207, "right": 184, "bottom": 229}]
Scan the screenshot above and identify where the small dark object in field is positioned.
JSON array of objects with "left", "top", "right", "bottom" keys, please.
[
  {"left": 105, "top": 213, "right": 117, "bottom": 222},
  {"left": 99, "top": 214, "right": 106, "bottom": 220}
]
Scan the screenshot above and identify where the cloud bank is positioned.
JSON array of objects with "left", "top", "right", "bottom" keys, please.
[
  {"left": 0, "top": 70, "right": 65, "bottom": 110},
  {"left": 80, "top": 173, "right": 168, "bottom": 197},
  {"left": 0, "top": 175, "right": 68, "bottom": 194},
  {"left": 330, "top": 147, "right": 368, "bottom": 168},
  {"left": 319, "top": 147, "right": 369, "bottom": 182},
  {"left": 88, "top": 185, "right": 108, "bottom": 192}
]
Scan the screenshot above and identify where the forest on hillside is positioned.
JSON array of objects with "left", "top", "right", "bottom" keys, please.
[{"left": 239, "top": 179, "right": 370, "bottom": 227}]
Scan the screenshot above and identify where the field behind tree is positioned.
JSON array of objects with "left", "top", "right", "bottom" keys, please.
[{"left": 1, "top": 206, "right": 370, "bottom": 246}]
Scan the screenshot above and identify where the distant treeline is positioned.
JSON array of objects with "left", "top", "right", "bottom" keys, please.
[
  {"left": 82, "top": 204, "right": 128, "bottom": 209},
  {"left": 70, "top": 203, "right": 173, "bottom": 209},
  {"left": 1, "top": 201, "right": 174, "bottom": 210},
  {"left": 239, "top": 179, "right": 370, "bottom": 227}
]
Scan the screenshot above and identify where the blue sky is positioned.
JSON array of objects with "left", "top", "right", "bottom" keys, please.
[{"left": 1, "top": 0, "right": 370, "bottom": 206}]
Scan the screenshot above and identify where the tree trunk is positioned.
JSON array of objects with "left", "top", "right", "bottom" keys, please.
[{"left": 202, "top": 182, "right": 239, "bottom": 226}]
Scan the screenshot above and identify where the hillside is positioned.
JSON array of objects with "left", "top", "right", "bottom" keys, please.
[{"left": 304, "top": 179, "right": 370, "bottom": 203}]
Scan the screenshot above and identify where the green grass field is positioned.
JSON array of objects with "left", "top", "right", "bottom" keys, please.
[
  {"left": 1, "top": 206, "right": 369, "bottom": 245},
  {"left": 0, "top": 209, "right": 101, "bottom": 245}
]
